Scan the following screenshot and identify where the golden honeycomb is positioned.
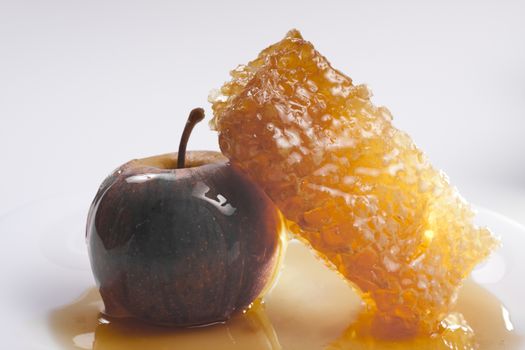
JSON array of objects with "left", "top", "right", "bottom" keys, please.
[{"left": 209, "top": 30, "right": 499, "bottom": 337}]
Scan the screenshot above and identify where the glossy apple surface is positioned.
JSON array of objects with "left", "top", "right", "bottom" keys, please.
[{"left": 86, "top": 151, "right": 285, "bottom": 326}]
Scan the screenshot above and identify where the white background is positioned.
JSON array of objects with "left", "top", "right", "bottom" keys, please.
[{"left": 1, "top": 0, "right": 524, "bottom": 224}]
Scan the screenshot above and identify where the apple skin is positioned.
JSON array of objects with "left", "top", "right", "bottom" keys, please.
[{"left": 86, "top": 151, "right": 285, "bottom": 327}]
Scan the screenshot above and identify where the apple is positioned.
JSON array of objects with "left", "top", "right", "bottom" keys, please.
[{"left": 86, "top": 108, "right": 285, "bottom": 326}]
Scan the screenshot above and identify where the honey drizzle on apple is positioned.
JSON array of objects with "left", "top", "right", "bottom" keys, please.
[
  {"left": 177, "top": 108, "right": 205, "bottom": 169},
  {"left": 49, "top": 241, "right": 521, "bottom": 350}
]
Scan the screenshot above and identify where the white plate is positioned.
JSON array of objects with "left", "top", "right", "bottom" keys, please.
[{"left": 0, "top": 192, "right": 524, "bottom": 349}]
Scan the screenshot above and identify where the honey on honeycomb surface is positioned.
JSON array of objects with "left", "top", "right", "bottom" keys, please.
[
  {"left": 209, "top": 30, "right": 499, "bottom": 337},
  {"left": 328, "top": 311, "right": 478, "bottom": 350}
]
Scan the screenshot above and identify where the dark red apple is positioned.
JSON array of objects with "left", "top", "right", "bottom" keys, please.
[{"left": 86, "top": 109, "right": 285, "bottom": 326}]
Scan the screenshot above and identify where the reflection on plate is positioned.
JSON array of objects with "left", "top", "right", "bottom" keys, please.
[
  {"left": 0, "top": 194, "right": 523, "bottom": 349},
  {"left": 49, "top": 241, "right": 521, "bottom": 350}
]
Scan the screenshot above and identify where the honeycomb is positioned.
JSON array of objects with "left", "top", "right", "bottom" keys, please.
[{"left": 209, "top": 30, "right": 499, "bottom": 337}]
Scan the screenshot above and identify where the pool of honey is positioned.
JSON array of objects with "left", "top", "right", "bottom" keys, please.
[{"left": 49, "top": 240, "right": 522, "bottom": 350}]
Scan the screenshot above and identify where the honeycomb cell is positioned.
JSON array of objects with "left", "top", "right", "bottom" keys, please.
[{"left": 210, "top": 29, "right": 499, "bottom": 337}]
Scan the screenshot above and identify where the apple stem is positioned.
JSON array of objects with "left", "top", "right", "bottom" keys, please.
[{"left": 177, "top": 108, "right": 205, "bottom": 169}]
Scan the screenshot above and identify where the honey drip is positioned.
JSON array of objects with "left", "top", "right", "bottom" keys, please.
[{"left": 50, "top": 241, "right": 521, "bottom": 350}]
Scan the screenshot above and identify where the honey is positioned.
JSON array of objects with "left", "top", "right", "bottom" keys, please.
[
  {"left": 209, "top": 29, "right": 499, "bottom": 335},
  {"left": 49, "top": 241, "right": 521, "bottom": 350}
]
